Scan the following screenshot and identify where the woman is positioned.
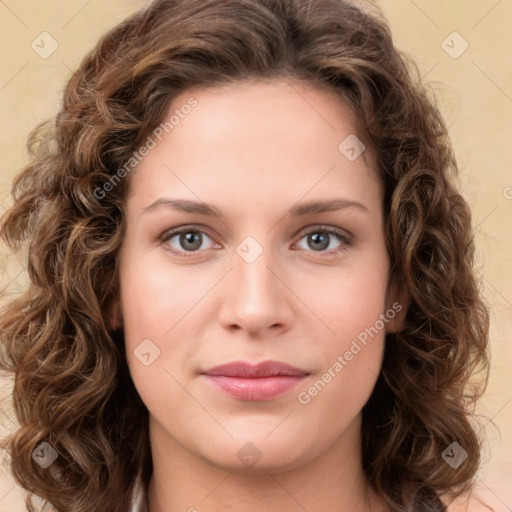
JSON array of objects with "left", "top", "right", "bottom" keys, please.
[{"left": 0, "top": 0, "right": 490, "bottom": 511}]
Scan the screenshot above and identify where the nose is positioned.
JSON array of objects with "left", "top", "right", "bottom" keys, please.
[{"left": 217, "top": 242, "right": 294, "bottom": 336}]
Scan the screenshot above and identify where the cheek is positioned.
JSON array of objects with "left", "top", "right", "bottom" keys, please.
[
  {"left": 119, "top": 251, "right": 195, "bottom": 344},
  {"left": 119, "top": 265, "right": 194, "bottom": 424},
  {"left": 296, "top": 324, "right": 385, "bottom": 427},
  {"left": 296, "top": 253, "right": 389, "bottom": 340},
  {"left": 293, "top": 252, "right": 389, "bottom": 410},
  {"left": 118, "top": 249, "right": 208, "bottom": 400}
]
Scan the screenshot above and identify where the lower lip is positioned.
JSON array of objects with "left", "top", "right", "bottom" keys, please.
[{"left": 202, "top": 375, "right": 308, "bottom": 401}]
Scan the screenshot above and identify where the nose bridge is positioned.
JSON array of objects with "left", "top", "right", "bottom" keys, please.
[
  {"left": 219, "top": 234, "right": 293, "bottom": 333},
  {"left": 234, "top": 235, "right": 279, "bottom": 308},
  {"left": 236, "top": 243, "right": 274, "bottom": 298}
]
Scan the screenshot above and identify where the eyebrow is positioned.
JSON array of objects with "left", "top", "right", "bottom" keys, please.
[{"left": 141, "top": 197, "right": 370, "bottom": 217}]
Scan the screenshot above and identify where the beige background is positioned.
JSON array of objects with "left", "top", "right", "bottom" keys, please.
[{"left": 0, "top": 1, "right": 511, "bottom": 511}]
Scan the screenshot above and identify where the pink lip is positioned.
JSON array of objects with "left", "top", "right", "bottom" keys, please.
[{"left": 201, "top": 360, "right": 309, "bottom": 401}]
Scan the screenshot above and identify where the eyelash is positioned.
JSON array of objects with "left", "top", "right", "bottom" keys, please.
[{"left": 160, "top": 224, "right": 353, "bottom": 258}]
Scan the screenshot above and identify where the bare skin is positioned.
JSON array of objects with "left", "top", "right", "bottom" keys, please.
[{"left": 116, "top": 78, "right": 401, "bottom": 512}]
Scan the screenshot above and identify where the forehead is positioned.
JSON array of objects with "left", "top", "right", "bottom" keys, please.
[
  {"left": 166, "top": 78, "right": 365, "bottom": 157},
  {"left": 125, "top": 78, "right": 382, "bottom": 216}
]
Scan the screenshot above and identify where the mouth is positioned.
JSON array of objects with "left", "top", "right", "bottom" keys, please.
[{"left": 201, "top": 360, "right": 310, "bottom": 401}]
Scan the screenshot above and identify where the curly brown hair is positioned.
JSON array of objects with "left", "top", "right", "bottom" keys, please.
[{"left": 0, "top": 0, "right": 490, "bottom": 511}]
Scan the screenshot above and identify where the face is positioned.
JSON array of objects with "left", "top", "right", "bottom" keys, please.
[{"left": 117, "top": 78, "right": 399, "bottom": 473}]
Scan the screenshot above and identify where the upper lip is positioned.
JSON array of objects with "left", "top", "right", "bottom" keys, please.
[{"left": 202, "top": 360, "right": 309, "bottom": 378}]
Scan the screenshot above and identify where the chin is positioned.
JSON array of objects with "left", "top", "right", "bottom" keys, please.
[{"left": 197, "top": 434, "right": 314, "bottom": 475}]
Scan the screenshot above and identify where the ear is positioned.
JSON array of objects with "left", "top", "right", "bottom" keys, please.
[
  {"left": 385, "top": 278, "right": 409, "bottom": 334},
  {"left": 105, "top": 298, "right": 123, "bottom": 331}
]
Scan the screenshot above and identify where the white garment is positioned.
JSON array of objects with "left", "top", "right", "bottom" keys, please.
[{"left": 130, "top": 478, "right": 148, "bottom": 512}]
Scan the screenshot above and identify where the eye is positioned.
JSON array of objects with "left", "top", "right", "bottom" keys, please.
[
  {"left": 160, "top": 224, "right": 353, "bottom": 258},
  {"left": 161, "top": 226, "right": 219, "bottom": 257},
  {"left": 294, "top": 226, "right": 352, "bottom": 254}
]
